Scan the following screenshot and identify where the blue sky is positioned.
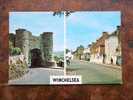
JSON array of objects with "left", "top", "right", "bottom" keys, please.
[
  {"left": 9, "top": 11, "right": 121, "bottom": 52},
  {"left": 66, "top": 11, "right": 121, "bottom": 51},
  {"left": 9, "top": 12, "right": 64, "bottom": 52}
]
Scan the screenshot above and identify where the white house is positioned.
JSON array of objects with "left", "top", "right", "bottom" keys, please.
[
  {"left": 105, "top": 32, "right": 119, "bottom": 65},
  {"left": 81, "top": 45, "right": 91, "bottom": 61}
]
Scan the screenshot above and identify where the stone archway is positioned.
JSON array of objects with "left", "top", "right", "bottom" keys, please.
[{"left": 30, "top": 48, "right": 44, "bottom": 68}]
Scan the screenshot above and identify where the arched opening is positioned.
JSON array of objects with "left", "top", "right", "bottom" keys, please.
[{"left": 30, "top": 48, "right": 44, "bottom": 68}]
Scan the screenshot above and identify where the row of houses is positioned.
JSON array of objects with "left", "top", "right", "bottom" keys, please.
[{"left": 73, "top": 26, "right": 122, "bottom": 66}]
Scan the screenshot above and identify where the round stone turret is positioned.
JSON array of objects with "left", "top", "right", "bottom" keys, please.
[
  {"left": 40, "top": 32, "right": 53, "bottom": 63},
  {"left": 15, "top": 29, "right": 32, "bottom": 63}
]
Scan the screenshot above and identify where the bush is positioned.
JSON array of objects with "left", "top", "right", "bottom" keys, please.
[
  {"left": 11, "top": 47, "right": 21, "bottom": 55},
  {"left": 9, "top": 41, "right": 21, "bottom": 56},
  {"left": 54, "top": 56, "right": 60, "bottom": 62}
]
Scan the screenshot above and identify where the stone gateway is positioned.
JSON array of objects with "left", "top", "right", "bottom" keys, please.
[{"left": 9, "top": 29, "right": 54, "bottom": 68}]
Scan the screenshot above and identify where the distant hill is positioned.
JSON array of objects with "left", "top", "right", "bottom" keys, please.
[{"left": 53, "top": 51, "right": 64, "bottom": 57}]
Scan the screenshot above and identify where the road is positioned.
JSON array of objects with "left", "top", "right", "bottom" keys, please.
[
  {"left": 8, "top": 68, "right": 64, "bottom": 85},
  {"left": 66, "top": 60, "right": 122, "bottom": 84}
]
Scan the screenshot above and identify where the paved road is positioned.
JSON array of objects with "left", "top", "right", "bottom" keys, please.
[
  {"left": 9, "top": 68, "right": 64, "bottom": 85},
  {"left": 67, "top": 60, "right": 122, "bottom": 84}
]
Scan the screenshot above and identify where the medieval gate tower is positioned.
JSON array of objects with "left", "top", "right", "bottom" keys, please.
[{"left": 15, "top": 29, "right": 53, "bottom": 67}]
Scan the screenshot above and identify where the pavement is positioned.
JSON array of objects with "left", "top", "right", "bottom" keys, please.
[
  {"left": 8, "top": 68, "right": 64, "bottom": 85},
  {"left": 67, "top": 60, "right": 122, "bottom": 84},
  {"left": 80, "top": 60, "right": 121, "bottom": 69}
]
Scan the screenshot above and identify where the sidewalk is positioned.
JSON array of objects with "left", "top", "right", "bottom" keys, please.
[
  {"left": 94, "top": 62, "right": 121, "bottom": 70},
  {"left": 79, "top": 60, "right": 121, "bottom": 70}
]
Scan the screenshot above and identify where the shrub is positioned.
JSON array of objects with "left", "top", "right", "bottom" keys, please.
[{"left": 11, "top": 47, "right": 21, "bottom": 55}]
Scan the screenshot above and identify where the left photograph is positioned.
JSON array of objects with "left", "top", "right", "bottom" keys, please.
[{"left": 8, "top": 12, "right": 64, "bottom": 85}]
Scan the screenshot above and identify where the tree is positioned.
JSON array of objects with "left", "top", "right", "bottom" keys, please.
[
  {"left": 66, "top": 49, "right": 70, "bottom": 53},
  {"left": 9, "top": 41, "right": 13, "bottom": 49},
  {"left": 9, "top": 41, "right": 13, "bottom": 55},
  {"left": 76, "top": 45, "right": 84, "bottom": 60}
]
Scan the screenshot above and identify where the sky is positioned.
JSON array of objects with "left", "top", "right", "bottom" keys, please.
[
  {"left": 9, "top": 11, "right": 121, "bottom": 52},
  {"left": 66, "top": 11, "right": 121, "bottom": 51},
  {"left": 9, "top": 12, "right": 64, "bottom": 52}
]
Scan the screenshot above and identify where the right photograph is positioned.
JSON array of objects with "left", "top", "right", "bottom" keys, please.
[{"left": 66, "top": 11, "right": 122, "bottom": 84}]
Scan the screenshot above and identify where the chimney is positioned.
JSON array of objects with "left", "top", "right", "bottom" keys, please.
[
  {"left": 117, "top": 26, "right": 120, "bottom": 30},
  {"left": 102, "top": 32, "right": 108, "bottom": 36}
]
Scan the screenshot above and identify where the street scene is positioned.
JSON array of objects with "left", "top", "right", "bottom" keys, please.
[
  {"left": 9, "top": 12, "right": 64, "bottom": 84},
  {"left": 66, "top": 11, "right": 122, "bottom": 84}
]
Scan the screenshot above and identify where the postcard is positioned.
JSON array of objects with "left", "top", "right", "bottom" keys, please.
[{"left": 8, "top": 11, "right": 122, "bottom": 85}]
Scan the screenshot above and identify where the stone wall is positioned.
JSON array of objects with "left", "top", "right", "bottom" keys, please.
[
  {"left": 30, "top": 36, "right": 40, "bottom": 50},
  {"left": 9, "top": 54, "right": 29, "bottom": 80}
]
